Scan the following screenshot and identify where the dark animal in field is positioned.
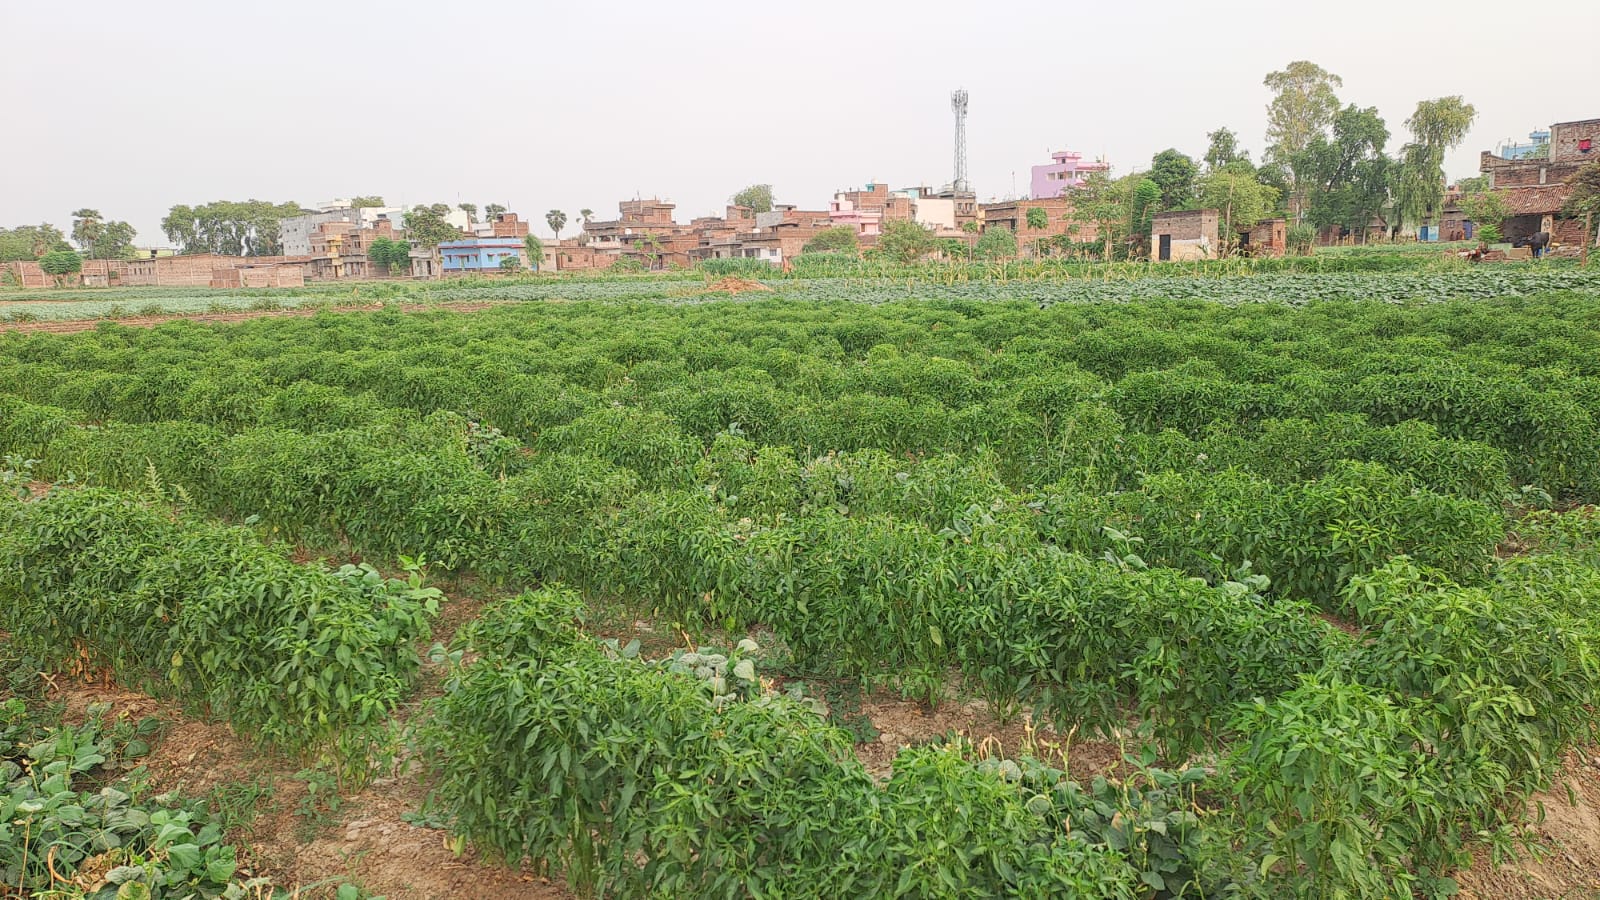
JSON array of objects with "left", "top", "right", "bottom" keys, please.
[{"left": 1513, "top": 231, "right": 1551, "bottom": 254}]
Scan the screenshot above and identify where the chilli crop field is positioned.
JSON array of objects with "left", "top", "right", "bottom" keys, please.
[{"left": 4, "top": 275, "right": 1600, "bottom": 898}]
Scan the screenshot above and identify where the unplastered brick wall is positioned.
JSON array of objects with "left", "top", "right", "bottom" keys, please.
[
  {"left": 1152, "top": 209, "right": 1218, "bottom": 242},
  {"left": 1248, "top": 219, "right": 1286, "bottom": 256},
  {"left": 1551, "top": 119, "right": 1600, "bottom": 164}
]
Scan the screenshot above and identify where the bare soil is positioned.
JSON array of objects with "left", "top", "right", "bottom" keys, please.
[
  {"left": 852, "top": 690, "right": 1129, "bottom": 783},
  {"left": 46, "top": 679, "right": 571, "bottom": 900},
  {"left": 0, "top": 301, "right": 501, "bottom": 335},
  {"left": 1456, "top": 750, "right": 1600, "bottom": 899},
  {"left": 698, "top": 276, "right": 773, "bottom": 296}
]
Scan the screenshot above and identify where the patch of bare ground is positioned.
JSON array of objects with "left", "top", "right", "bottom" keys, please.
[
  {"left": 851, "top": 689, "right": 1129, "bottom": 783},
  {"left": 697, "top": 276, "right": 774, "bottom": 296},
  {"left": 0, "top": 301, "right": 502, "bottom": 335},
  {"left": 1316, "top": 609, "right": 1364, "bottom": 639},
  {"left": 1456, "top": 750, "right": 1600, "bottom": 900}
]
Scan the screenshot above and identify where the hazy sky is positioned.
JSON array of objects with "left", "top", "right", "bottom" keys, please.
[{"left": 3, "top": 0, "right": 1595, "bottom": 245}]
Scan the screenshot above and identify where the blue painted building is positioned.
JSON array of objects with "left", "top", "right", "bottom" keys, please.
[{"left": 438, "top": 238, "right": 525, "bottom": 273}]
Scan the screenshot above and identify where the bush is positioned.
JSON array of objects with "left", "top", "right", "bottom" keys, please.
[
  {"left": 420, "top": 588, "right": 1168, "bottom": 898},
  {"left": 0, "top": 489, "right": 441, "bottom": 758},
  {"left": 1286, "top": 224, "right": 1316, "bottom": 255}
]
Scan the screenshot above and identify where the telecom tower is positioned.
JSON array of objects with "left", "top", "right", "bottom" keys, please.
[{"left": 951, "top": 89, "right": 970, "bottom": 193}]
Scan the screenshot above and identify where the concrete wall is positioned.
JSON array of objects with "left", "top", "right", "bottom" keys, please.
[
  {"left": 281, "top": 209, "right": 361, "bottom": 256},
  {"left": 1030, "top": 151, "right": 1110, "bottom": 199},
  {"left": 912, "top": 198, "right": 956, "bottom": 230}
]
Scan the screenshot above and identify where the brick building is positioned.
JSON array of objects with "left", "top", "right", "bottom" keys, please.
[
  {"left": 211, "top": 263, "right": 305, "bottom": 288},
  {"left": 1151, "top": 209, "right": 1219, "bottom": 261},
  {"left": 1240, "top": 218, "right": 1287, "bottom": 257},
  {"left": 979, "top": 197, "right": 1100, "bottom": 256},
  {"left": 687, "top": 205, "right": 837, "bottom": 266},
  {"left": 123, "top": 254, "right": 301, "bottom": 286},
  {"left": 580, "top": 199, "right": 693, "bottom": 268},
  {"left": 1479, "top": 117, "right": 1600, "bottom": 247}
]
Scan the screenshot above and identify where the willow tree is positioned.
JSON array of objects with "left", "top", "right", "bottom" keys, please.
[{"left": 1393, "top": 97, "right": 1477, "bottom": 234}]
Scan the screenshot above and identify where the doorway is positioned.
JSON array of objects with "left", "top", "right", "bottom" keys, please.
[{"left": 1158, "top": 234, "right": 1171, "bottom": 261}]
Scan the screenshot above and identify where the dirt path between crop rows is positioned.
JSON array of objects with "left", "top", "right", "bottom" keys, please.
[{"left": 0, "top": 301, "right": 503, "bottom": 334}]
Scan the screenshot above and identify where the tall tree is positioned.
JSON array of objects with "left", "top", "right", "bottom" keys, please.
[
  {"left": 1149, "top": 149, "right": 1199, "bottom": 210},
  {"left": 161, "top": 200, "right": 302, "bottom": 256},
  {"left": 1129, "top": 178, "right": 1162, "bottom": 239},
  {"left": 1297, "top": 105, "right": 1391, "bottom": 236},
  {"left": 92, "top": 221, "right": 138, "bottom": 260},
  {"left": 1068, "top": 170, "right": 1132, "bottom": 260},
  {"left": 523, "top": 234, "right": 545, "bottom": 271},
  {"left": 350, "top": 196, "right": 385, "bottom": 208},
  {"left": 546, "top": 209, "right": 568, "bottom": 240},
  {"left": 1393, "top": 96, "right": 1477, "bottom": 232},
  {"left": 732, "top": 184, "right": 775, "bottom": 213},
  {"left": 579, "top": 208, "right": 594, "bottom": 223},
  {"left": 0, "top": 224, "right": 70, "bottom": 261},
  {"left": 1263, "top": 61, "right": 1344, "bottom": 221},
  {"left": 877, "top": 220, "right": 937, "bottom": 264},
  {"left": 458, "top": 203, "right": 478, "bottom": 223},
  {"left": 1197, "top": 166, "right": 1282, "bottom": 249},
  {"left": 71, "top": 209, "right": 103, "bottom": 257},
  {"left": 485, "top": 203, "right": 507, "bottom": 221},
  {"left": 403, "top": 204, "right": 465, "bottom": 256},
  {"left": 1025, "top": 207, "right": 1049, "bottom": 231},
  {"left": 1204, "top": 128, "right": 1248, "bottom": 171}
]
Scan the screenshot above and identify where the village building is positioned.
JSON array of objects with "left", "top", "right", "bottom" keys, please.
[
  {"left": 979, "top": 197, "right": 1098, "bottom": 255},
  {"left": 438, "top": 237, "right": 528, "bottom": 274},
  {"left": 1151, "top": 209, "right": 1219, "bottom": 261},
  {"left": 122, "top": 253, "right": 304, "bottom": 286},
  {"left": 1030, "top": 149, "right": 1110, "bottom": 199},
  {"left": 1239, "top": 218, "right": 1287, "bottom": 257},
  {"left": 280, "top": 200, "right": 408, "bottom": 256},
  {"left": 1478, "top": 117, "right": 1600, "bottom": 247},
  {"left": 210, "top": 261, "right": 305, "bottom": 288}
]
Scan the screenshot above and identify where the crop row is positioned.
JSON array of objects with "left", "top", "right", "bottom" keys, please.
[
  {"left": 0, "top": 488, "right": 441, "bottom": 759},
  {"left": 419, "top": 520, "right": 1600, "bottom": 898},
  {"left": 2, "top": 296, "right": 1596, "bottom": 499}
]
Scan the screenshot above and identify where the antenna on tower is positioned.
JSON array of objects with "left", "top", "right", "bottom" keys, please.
[{"left": 951, "top": 89, "right": 970, "bottom": 193}]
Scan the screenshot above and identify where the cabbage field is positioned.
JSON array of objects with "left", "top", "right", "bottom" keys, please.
[{"left": 4, "top": 277, "right": 1600, "bottom": 897}]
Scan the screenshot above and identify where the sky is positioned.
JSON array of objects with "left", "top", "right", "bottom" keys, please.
[{"left": 2, "top": 0, "right": 1596, "bottom": 246}]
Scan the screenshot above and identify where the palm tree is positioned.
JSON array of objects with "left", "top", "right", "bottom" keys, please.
[
  {"left": 546, "top": 210, "right": 568, "bottom": 240},
  {"left": 579, "top": 208, "right": 594, "bottom": 223},
  {"left": 72, "top": 209, "right": 103, "bottom": 258}
]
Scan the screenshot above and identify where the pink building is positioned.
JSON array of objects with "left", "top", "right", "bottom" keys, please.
[
  {"left": 1030, "top": 149, "right": 1109, "bottom": 199},
  {"left": 829, "top": 193, "right": 885, "bottom": 237}
]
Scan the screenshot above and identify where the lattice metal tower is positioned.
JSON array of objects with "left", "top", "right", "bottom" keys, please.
[{"left": 951, "top": 89, "right": 970, "bottom": 193}]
